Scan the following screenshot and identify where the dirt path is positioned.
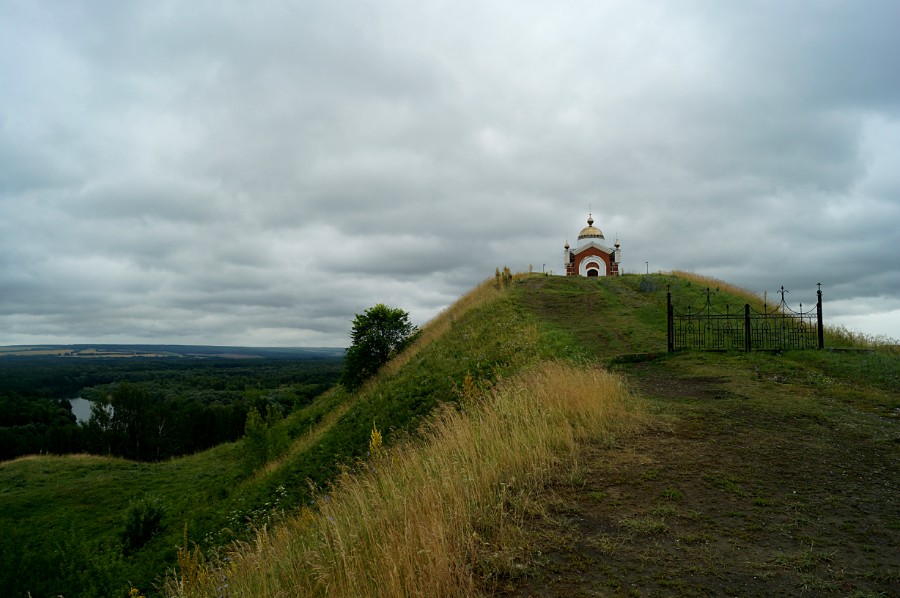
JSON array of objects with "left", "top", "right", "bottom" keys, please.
[{"left": 492, "top": 363, "right": 900, "bottom": 597}]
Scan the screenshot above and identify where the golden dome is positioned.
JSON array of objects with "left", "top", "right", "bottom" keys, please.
[{"left": 577, "top": 214, "right": 604, "bottom": 241}]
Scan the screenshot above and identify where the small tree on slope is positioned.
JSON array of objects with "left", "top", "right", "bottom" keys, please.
[{"left": 342, "top": 303, "right": 417, "bottom": 390}]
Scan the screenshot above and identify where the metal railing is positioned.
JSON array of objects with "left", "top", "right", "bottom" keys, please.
[{"left": 667, "top": 285, "right": 823, "bottom": 352}]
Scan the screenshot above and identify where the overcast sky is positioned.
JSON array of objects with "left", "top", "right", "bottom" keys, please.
[{"left": 2, "top": 0, "right": 899, "bottom": 347}]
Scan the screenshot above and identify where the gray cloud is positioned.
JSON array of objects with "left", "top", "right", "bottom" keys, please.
[{"left": 2, "top": 0, "right": 899, "bottom": 346}]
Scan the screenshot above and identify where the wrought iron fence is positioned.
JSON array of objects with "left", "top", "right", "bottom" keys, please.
[{"left": 667, "top": 285, "right": 823, "bottom": 352}]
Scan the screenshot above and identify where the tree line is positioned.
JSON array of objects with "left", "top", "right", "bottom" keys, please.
[
  {"left": 1, "top": 300, "right": 415, "bottom": 463},
  {"left": 0, "top": 357, "right": 342, "bottom": 462}
]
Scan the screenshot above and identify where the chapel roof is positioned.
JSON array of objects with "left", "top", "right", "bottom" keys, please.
[{"left": 577, "top": 214, "right": 604, "bottom": 241}]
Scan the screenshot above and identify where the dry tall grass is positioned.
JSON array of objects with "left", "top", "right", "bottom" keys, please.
[
  {"left": 825, "top": 324, "right": 900, "bottom": 348},
  {"left": 167, "top": 361, "right": 645, "bottom": 597},
  {"left": 669, "top": 270, "right": 763, "bottom": 303}
]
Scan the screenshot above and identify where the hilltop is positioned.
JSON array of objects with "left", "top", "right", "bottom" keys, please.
[
  {"left": 500, "top": 274, "right": 899, "bottom": 596},
  {"left": 1, "top": 273, "right": 897, "bottom": 597}
]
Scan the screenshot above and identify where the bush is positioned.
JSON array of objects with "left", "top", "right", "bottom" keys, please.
[
  {"left": 120, "top": 496, "right": 165, "bottom": 555},
  {"left": 243, "top": 404, "right": 290, "bottom": 472}
]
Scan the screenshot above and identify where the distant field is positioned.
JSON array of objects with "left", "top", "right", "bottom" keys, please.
[
  {"left": 0, "top": 344, "right": 345, "bottom": 359},
  {"left": 0, "top": 347, "right": 77, "bottom": 356}
]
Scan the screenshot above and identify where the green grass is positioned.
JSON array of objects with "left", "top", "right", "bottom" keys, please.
[
  {"left": 704, "top": 475, "right": 745, "bottom": 496},
  {"left": 0, "top": 276, "right": 574, "bottom": 596},
  {"left": 619, "top": 515, "right": 669, "bottom": 535},
  {"left": 661, "top": 487, "right": 683, "bottom": 501},
  {"left": 4, "top": 272, "right": 898, "bottom": 597},
  {"left": 0, "top": 444, "right": 248, "bottom": 597}
]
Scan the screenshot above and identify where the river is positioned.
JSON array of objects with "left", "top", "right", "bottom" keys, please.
[{"left": 69, "top": 397, "right": 93, "bottom": 423}]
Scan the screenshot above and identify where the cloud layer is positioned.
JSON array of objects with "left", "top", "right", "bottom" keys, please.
[{"left": 2, "top": 0, "right": 899, "bottom": 346}]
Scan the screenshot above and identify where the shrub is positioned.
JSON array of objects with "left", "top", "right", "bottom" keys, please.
[
  {"left": 243, "top": 404, "right": 289, "bottom": 472},
  {"left": 120, "top": 496, "right": 165, "bottom": 555}
]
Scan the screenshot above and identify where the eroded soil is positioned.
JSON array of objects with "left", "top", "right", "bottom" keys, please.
[{"left": 490, "top": 362, "right": 899, "bottom": 597}]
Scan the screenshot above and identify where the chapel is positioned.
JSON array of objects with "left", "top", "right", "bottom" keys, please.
[{"left": 564, "top": 213, "right": 621, "bottom": 276}]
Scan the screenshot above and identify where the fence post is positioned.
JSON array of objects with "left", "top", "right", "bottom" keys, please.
[
  {"left": 667, "top": 288, "right": 674, "bottom": 352},
  {"left": 817, "top": 284, "right": 824, "bottom": 349},
  {"left": 744, "top": 304, "right": 751, "bottom": 352}
]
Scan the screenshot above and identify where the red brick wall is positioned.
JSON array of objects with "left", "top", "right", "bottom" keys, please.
[{"left": 566, "top": 246, "right": 619, "bottom": 276}]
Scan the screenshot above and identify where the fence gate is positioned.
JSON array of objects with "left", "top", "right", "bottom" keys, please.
[{"left": 667, "top": 285, "right": 823, "bottom": 352}]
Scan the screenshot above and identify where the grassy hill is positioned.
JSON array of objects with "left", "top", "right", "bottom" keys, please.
[
  {"left": 2, "top": 273, "right": 897, "bottom": 597},
  {"left": 501, "top": 273, "right": 899, "bottom": 596}
]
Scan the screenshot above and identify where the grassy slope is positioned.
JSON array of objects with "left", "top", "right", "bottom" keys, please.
[
  {"left": 174, "top": 361, "right": 646, "bottom": 597},
  {"left": 0, "top": 278, "right": 577, "bottom": 597},
  {"left": 500, "top": 273, "right": 899, "bottom": 597},
  {"left": 0, "top": 441, "right": 249, "bottom": 596},
  {"left": 169, "top": 272, "right": 897, "bottom": 597},
  {"left": 2, "top": 273, "right": 897, "bottom": 597},
  {"left": 160, "top": 275, "right": 651, "bottom": 597}
]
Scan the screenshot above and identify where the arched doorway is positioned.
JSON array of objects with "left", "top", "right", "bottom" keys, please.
[
  {"left": 584, "top": 260, "right": 603, "bottom": 277},
  {"left": 578, "top": 257, "right": 607, "bottom": 277}
]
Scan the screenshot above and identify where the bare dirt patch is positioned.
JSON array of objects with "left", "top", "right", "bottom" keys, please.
[{"left": 490, "top": 362, "right": 899, "bottom": 597}]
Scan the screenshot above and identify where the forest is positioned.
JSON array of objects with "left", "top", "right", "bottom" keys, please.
[{"left": 0, "top": 349, "right": 344, "bottom": 462}]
